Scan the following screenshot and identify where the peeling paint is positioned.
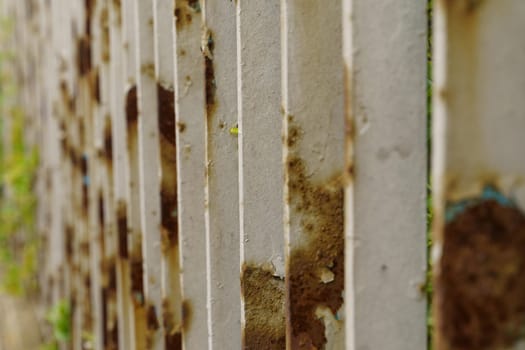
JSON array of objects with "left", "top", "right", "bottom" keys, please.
[
  {"left": 286, "top": 124, "right": 344, "bottom": 350},
  {"left": 438, "top": 197, "right": 525, "bottom": 350},
  {"left": 241, "top": 264, "right": 285, "bottom": 350}
]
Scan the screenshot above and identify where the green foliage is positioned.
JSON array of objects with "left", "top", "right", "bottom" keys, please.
[
  {"left": 0, "top": 23, "right": 39, "bottom": 296},
  {"left": 46, "top": 300, "right": 72, "bottom": 342}
]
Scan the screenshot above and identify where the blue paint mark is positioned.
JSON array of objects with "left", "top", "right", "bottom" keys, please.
[
  {"left": 83, "top": 175, "right": 90, "bottom": 186},
  {"left": 445, "top": 186, "right": 515, "bottom": 223}
]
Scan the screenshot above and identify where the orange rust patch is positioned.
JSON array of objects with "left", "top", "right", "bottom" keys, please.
[
  {"left": 241, "top": 264, "right": 285, "bottom": 350},
  {"left": 286, "top": 125, "right": 344, "bottom": 349},
  {"left": 438, "top": 200, "right": 525, "bottom": 350}
]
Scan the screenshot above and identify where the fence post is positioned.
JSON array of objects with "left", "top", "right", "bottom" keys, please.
[
  {"left": 236, "top": 1, "right": 285, "bottom": 348},
  {"left": 433, "top": 1, "right": 525, "bottom": 349},
  {"left": 173, "top": 1, "right": 209, "bottom": 348},
  {"left": 343, "top": 1, "right": 428, "bottom": 349},
  {"left": 132, "top": 0, "right": 165, "bottom": 348},
  {"left": 281, "top": 1, "right": 345, "bottom": 348},
  {"left": 201, "top": 1, "right": 241, "bottom": 348}
]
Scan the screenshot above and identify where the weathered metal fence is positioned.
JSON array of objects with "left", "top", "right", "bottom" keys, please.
[{"left": 4, "top": 0, "right": 525, "bottom": 349}]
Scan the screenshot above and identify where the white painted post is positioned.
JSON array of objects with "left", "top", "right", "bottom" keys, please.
[
  {"left": 121, "top": 0, "right": 147, "bottom": 347},
  {"left": 152, "top": 1, "right": 183, "bottom": 347},
  {"left": 132, "top": 0, "right": 165, "bottom": 348},
  {"left": 433, "top": 1, "right": 525, "bottom": 349},
  {"left": 202, "top": 1, "right": 241, "bottom": 348},
  {"left": 281, "top": 1, "right": 345, "bottom": 349},
  {"left": 343, "top": 1, "right": 428, "bottom": 350},
  {"left": 109, "top": 1, "right": 133, "bottom": 349},
  {"left": 172, "top": 1, "right": 209, "bottom": 348},
  {"left": 236, "top": 1, "right": 285, "bottom": 348}
]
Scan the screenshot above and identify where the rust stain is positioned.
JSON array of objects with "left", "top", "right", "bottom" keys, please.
[
  {"left": 81, "top": 155, "right": 89, "bottom": 216},
  {"left": 177, "top": 122, "right": 186, "bottom": 133},
  {"left": 438, "top": 200, "right": 525, "bottom": 350},
  {"left": 103, "top": 116, "right": 113, "bottom": 167},
  {"left": 146, "top": 303, "right": 161, "bottom": 349},
  {"left": 100, "top": 7, "right": 110, "bottom": 62},
  {"left": 112, "top": 0, "right": 121, "bottom": 26},
  {"left": 203, "top": 29, "right": 216, "bottom": 117},
  {"left": 65, "top": 225, "right": 74, "bottom": 262},
  {"left": 157, "top": 83, "right": 178, "bottom": 250},
  {"left": 241, "top": 264, "right": 286, "bottom": 350},
  {"left": 343, "top": 64, "right": 355, "bottom": 186},
  {"left": 77, "top": 36, "right": 92, "bottom": 76},
  {"left": 286, "top": 125, "right": 344, "bottom": 349},
  {"left": 131, "top": 255, "right": 145, "bottom": 306},
  {"left": 174, "top": 0, "right": 200, "bottom": 29},
  {"left": 126, "top": 85, "right": 139, "bottom": 156},
  {"left": 117, "top": 200, "right": 128, "bottom": 259},
  {"left": 84, "top": 0, "right": 95, "bottom": 35},
  {"left": 92, "top": 69, "right": 101, "bottom": 104},
  {"left": 162, "top": 299, "right": 182, "bottom": 350}
]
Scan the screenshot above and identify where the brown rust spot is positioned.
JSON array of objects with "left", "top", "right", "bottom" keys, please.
[
  {"left": 204, "top": 30, "right": 216, "bottom": 117},
  {"left": 84, "top": 0, "right": 95, "bottom": 35},
  {"left": 174, "top": 0, "right": 200, "bottom": 29},
  {"left": 286, "top": 125, "right": 344, "bottom": 349},
  {"left": 126, "top": 85, "right": 138, "bottom": 125},
  {"left": 131, "top": 256, "right": 145, "bottom": 306},
  {"left": 158, "top": 83, "right": 178, "bottom": 248},
  {"left": 65, "top": 225, "right": 74, "bottom": 262},
  {"left": 100, "top": 7, "right": 110, "bottom": 62},
  {"left": 177, "top": 122, "right": 186, "bottom": 133},
  {"left": 438, "top": 200, "right": 525, "bottom": 350},
  {"left": 117, "top": 200, "right": 128, "bottom": 259},
  {"left": 146, "top": 304, "right": 161, "bottom": 349},
  {"left": 147, "top": 304, "right": 160, "bottom": 331},
  {"left": 77, "top": 36, "right": 91, "bottom": 76},
  {"left": 92, "top": 69, "right": 101, "bottom": 104},
  {"left": 162, "top": 299, "right": 182, "bottom": 350},
  {"left": 103, "top": 116, "right": 113, "bottom": 165},
  {"left": 241, "top": 264, "right": 285, "bottom": 350},
  {"left": 126, "top": 85, "right": 139, "bottom": 156}
]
